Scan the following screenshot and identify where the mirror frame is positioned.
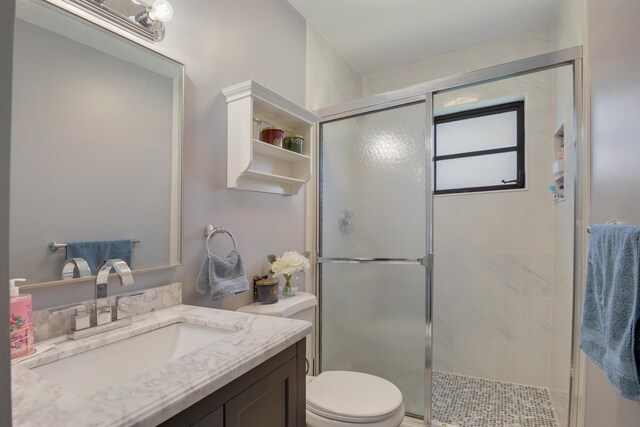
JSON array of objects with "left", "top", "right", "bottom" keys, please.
[{"left": 14, "top": 0, "right": 185, "bottom": 290}]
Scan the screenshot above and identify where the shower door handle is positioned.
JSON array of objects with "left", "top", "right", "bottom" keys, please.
[
  {"left": 318, "top": 255, "right": 432, "bottom": 268},
  {"left": 420, "top": 254, "right": 433, "bottom": 269}
]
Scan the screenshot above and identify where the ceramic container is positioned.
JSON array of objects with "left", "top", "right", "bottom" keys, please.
[
  {"left": 260, "top": 127, "right": 284, "bottom": 147},
  {"left": 255, "top": 277, "right": 280, "bottom": 304},
  {"left": 283, "top": 135, "right": 304, "bottom": 154}
]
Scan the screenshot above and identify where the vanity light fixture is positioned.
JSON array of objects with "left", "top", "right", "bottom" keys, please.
[
  {"left": 134, "top": 0, "right": 174, "bottom": 40},
  {"left": 60, "top": 0, "right": 174, "bottom": 42}
]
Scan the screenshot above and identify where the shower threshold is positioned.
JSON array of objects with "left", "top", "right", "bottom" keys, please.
[{"left": 402, "top": 415, "right": 460, "bottom": 427}]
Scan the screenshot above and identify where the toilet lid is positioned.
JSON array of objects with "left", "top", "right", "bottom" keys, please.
[{"left": 306, "top": 371, "right": 403, "bottom": 423}]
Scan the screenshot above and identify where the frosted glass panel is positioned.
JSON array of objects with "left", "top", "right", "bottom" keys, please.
[
  {"left": 436, "top": 152, "right": 517, "bottom": 191},
  {"left": 320, "top": 102, "right": 427, "bottom": 258},
  {"left": 321, "top": 263, "right": 426, "bottom": 416},
  {"left": 436, "top": 111, "right": 517, "bottom": 155}
]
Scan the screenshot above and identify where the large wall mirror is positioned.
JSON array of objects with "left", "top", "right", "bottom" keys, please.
[{"left": 11, "top": 0, "right": 183, "bottom": 287}]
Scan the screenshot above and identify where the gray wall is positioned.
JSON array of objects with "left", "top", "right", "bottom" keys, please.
[
  {"left": 11, "top": 19, "right": 175, "bottom": 283},
  {"left": 1, "top": 0, "right": 15, "bottom": 423},
  {"left": 585, "top": 0, "right": 640, "bottom": 424},
  {"left": 25, "top": 0, "right": 308, "bottom": 311}
]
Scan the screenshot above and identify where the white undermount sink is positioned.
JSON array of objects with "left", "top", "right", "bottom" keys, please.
[{"left": 31, "top": 322, "right": 235, "bottom": 397}]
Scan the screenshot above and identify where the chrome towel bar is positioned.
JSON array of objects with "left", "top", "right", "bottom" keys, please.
[
  {"left": 587, "top": 220, "right": 619, "bottom": 233},
  {"left": 48, "top": 239, "right": 141, "bottom": 252}
]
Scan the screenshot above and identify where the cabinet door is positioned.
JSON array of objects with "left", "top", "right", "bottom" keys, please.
[
  {"left": 225, "top": 358, "right": 298, "bottom": 427},
  {"left": 191, "top": 406, "right": 223, "bottom": 427}
]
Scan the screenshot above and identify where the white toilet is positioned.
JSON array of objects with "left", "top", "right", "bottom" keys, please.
[{"left": 237, "top": 292, "right": 405, "bottom": 427}]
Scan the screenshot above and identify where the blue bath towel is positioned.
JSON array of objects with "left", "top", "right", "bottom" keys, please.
[
  {"left": 580, "top": 224, "right": 640, "bottom": 401},
  {"left": 196, "top": 250, "right": 249, "bottom": 301},
  {"left": 66, "top": 240, "right": 133, "bottom": 275}
]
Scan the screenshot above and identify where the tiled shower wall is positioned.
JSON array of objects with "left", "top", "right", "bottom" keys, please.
[{"left": 431, "top": 70, "right": 556, "bottom": 387}]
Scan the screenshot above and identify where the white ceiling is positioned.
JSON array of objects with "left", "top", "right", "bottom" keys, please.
[{"left": 286, "top": 0, "right": 560, "bottom": 75}]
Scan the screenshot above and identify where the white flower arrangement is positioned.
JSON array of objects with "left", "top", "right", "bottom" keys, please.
[
  {"left": 267, "top": 251, "right": 311, "bottom": 296},
  {"left": 268, "top": 251, "right": 310, "bottom": 276}
]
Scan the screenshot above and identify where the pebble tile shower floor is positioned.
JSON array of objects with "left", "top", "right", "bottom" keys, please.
[{"left": 432, "top": 371, "right": 560, "bottom": 427}]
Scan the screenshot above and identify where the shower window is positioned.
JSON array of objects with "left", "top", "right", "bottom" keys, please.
[{"left": 434, "top": 101, "right": 525, "bottom": 194}]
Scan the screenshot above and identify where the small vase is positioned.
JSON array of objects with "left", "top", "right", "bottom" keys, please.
[{"left": 282, "top": 274, "right": 296, "bottom": 297}]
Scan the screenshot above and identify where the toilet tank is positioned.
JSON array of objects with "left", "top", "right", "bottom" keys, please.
[
  {"left": 237, "top": 292, "right": 317, "bottom": 372},
  {"left": 236, "top": 292, "right": 317, "bottom": 323}
]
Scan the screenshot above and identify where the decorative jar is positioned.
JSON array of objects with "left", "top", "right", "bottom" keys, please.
[
  {"left": 283, "top": 135, "right": 304, "bottom": 154},
  {"left": 255, "top": 277, "right": 280, "bottom": 304},
  {"left": 261, "top": 127, "right": 284, "bottom": 147}
]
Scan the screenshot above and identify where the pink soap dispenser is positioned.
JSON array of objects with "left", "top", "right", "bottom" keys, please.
[{"left": 9, "top": 278, "right": 34, "bottom": 359}]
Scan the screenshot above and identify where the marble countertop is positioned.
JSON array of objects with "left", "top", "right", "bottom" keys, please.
[{"left": 11, "top": 304, "right": 312, "bottom": 427}]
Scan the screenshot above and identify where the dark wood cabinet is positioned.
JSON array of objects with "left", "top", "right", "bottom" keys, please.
[
  {"left": 191, "top": 407, "right": 223, "bottom": 427},
  {"left": 160, "top": 339, "right": 306, "bottom": 427},
  {"left": 225, "top": 358, "right": 297, "bottom": 427}
]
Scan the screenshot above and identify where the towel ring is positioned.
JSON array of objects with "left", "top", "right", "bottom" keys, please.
[{"left": 204, "top": 224, "right": 238, "bottom": 256}]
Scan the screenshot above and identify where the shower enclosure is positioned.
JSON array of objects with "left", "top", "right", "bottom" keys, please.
[{"left": 315, "top": 48, "right": 584, "bottom": 427}]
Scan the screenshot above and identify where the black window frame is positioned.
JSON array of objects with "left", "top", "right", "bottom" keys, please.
[{"left": 433, "top": 100, "right": 525, "bottom": 195}]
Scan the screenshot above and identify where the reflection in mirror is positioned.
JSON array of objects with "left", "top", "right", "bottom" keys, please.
[{"left": 10, "top": 0, "right": 183, "bottom": 287}]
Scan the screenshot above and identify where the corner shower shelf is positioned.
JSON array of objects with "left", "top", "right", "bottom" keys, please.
[
  {"left": 552, "top": 124, "right": 566, "bottom": 202},
  {"left": 222, "top": 80, "right": 319, "bottom": 195}
]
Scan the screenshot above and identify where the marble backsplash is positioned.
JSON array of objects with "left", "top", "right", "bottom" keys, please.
[{"left": 32, "top": 282, "right": 182, "bottom": 342}]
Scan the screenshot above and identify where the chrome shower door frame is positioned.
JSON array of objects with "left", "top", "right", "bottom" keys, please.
[
  {"left": 314, "top": 46, "right": 584, "bottom": 426},
  {"left": 317, "top": 97, "right": 432, "bottom": 420}
]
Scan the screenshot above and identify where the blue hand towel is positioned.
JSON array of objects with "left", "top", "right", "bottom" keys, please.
[
  {"left": 196, "top": 250, "right": 249, "bottom": 301},
  {"left": 580, "top": 224, "right": 640, "bottom": 401},
  {"left": 66, "top": 240, "right": 133, "bottom": 275}
]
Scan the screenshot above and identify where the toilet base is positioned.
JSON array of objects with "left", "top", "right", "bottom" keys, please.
[{"left": 306, "top": 403, "right": 405, "bottom": 427}]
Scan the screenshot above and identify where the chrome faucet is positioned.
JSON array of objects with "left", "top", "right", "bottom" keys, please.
[
  {"left": 49, "top": 303, "right": 90, "bottom": 332},
  {"left": 50, "top": 260, "right": 140, "bottom": 340},
  {"left": 61, "top": 258, "right": 91, "bottom": 280},
  {"left": 94, "top": 259, "right": 134, "bottom": 326}
]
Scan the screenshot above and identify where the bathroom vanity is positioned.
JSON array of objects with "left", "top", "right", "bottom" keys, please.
[
  {"left": 161, "top": 340, "right": 305, "bottom": 427},
  {"left": 11, "top": 305, "right": 311, "bottom": 426}
]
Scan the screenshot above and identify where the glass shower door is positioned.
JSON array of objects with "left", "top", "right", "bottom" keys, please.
[{"left": 318, "top": 101, "right": 429, "bottom": 418}]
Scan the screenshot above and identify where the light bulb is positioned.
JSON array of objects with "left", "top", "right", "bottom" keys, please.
[{"left": 149, "top": 0, "right": 173, "bottom": 23}]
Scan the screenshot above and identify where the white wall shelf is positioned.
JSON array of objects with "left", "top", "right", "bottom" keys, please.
[
  {"left": 222, "top": 80, "right": 319, "bottom": 195},
  {"left": 242, "top": 170, "right": 307, "bottom": 185},
  {"left": 252, "top": 139, "right": 311, "bottom": 162}
]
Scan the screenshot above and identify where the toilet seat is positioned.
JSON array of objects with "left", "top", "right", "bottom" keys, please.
[{"left": 306, "top": 371, "right": 404, "bottom": 424}]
